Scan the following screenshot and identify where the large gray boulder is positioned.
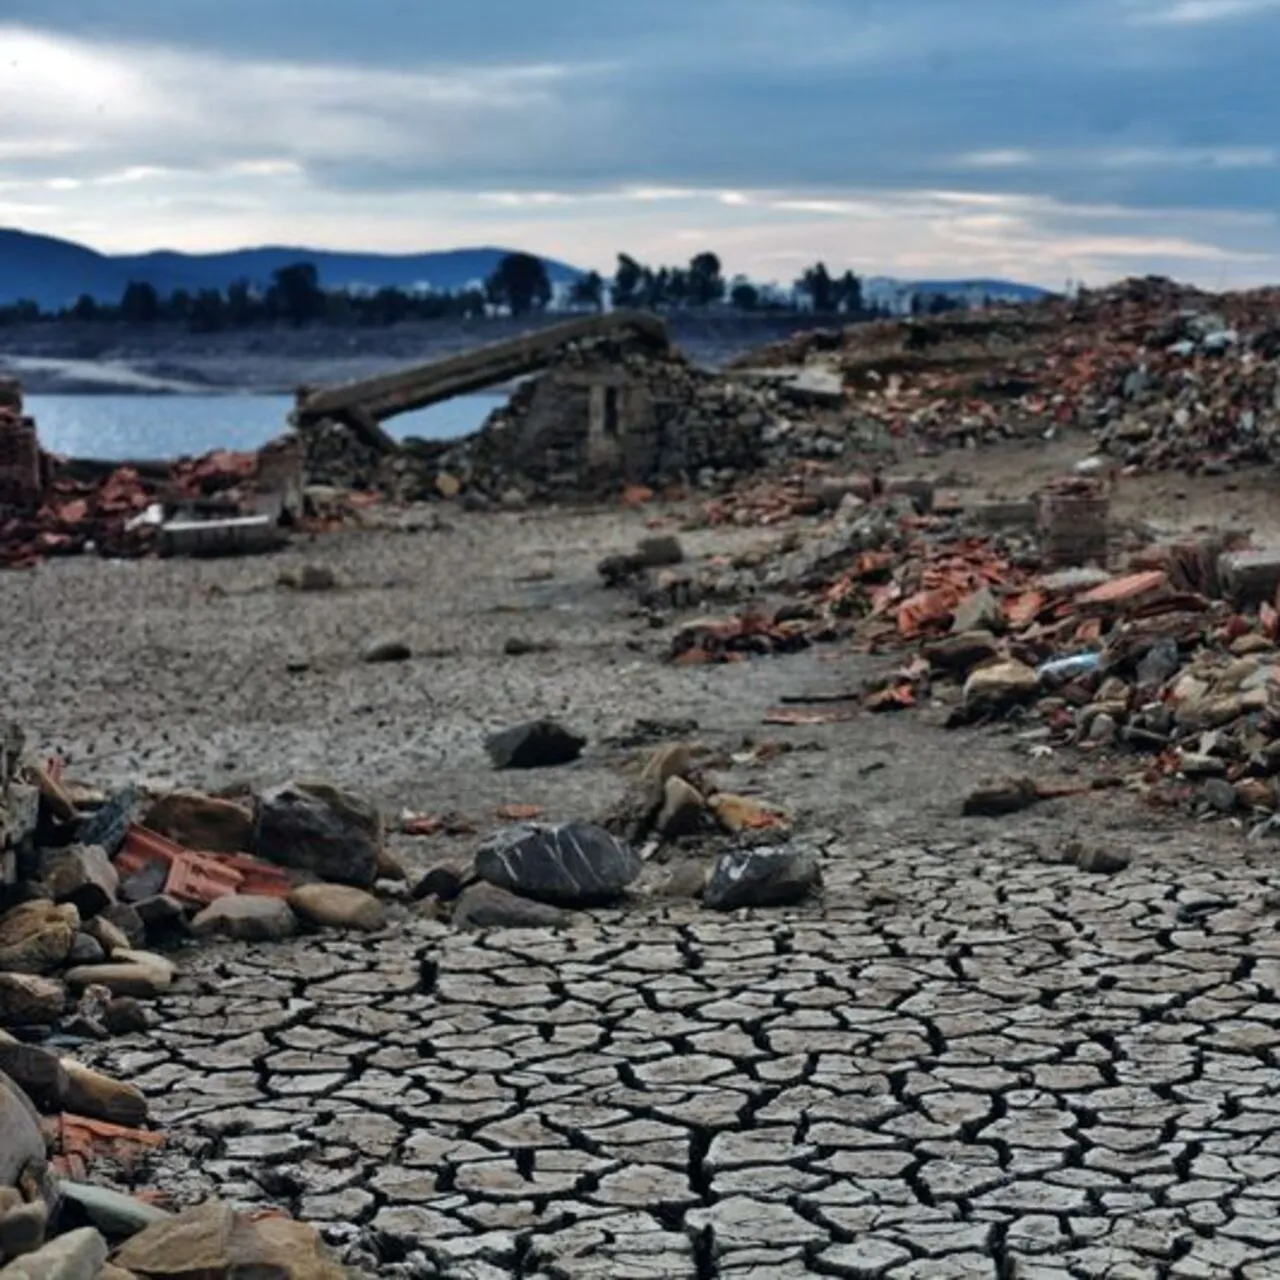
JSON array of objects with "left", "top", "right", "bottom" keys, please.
[
  {"left": 0, "top": 1071, "right": 44, "bottom": 1191},
  {"left": 253, "top": 782, "right": 381, "bottom": 888},
  {"left": 474, "top": 822, "right": 641, "bottom": 907}
]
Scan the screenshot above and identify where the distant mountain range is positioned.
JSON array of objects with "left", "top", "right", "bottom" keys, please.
[
  {"left": 0, "top": 228, "right": 1051, "bottom": 312},
  {"left": 0, "top": 230, "right": 584, "bottom": 310}
]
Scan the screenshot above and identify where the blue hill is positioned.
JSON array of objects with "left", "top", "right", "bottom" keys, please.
[{"left": 0, "top": 229, "right": 584, "bottom": 309}]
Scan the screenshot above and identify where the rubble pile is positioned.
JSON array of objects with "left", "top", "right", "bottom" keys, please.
[
  {"left": 639, "top": 473, "right": 1280, "bottom": 819},
  {"left": 732, "top": 276, "right": 1280, "bottom": 470},
  {"left": 0, "top": 386, "right": 306, "bottom": 570},
  {"left": 427, "top": 334, "right": 778, "bottom": 500},
  {"left": 1, "top": 737, "right": 375, "bottom": 1272}
]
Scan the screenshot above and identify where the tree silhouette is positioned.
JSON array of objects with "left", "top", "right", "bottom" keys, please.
[
  {"left": 268, "top": 262, "right": 325, "bottom": 326},
  {"left": 612, "top": 254, "right": 644, "bottom": 308},
  {"left": 730, "top": 278, "right": 760, "bottom": 310},
  {"left": 570, "top": 270, "right": 605, "bottom": 312},
  {"left": 798, "top": 263, "right": 835, "bottom": 312},
  {"left": 687, "top": 252, "right": 725, "bottom": 306},
  {"left": 835, "top": 270, "right": 863, "bottom": 315},
  {"left": 119, "top": 281, "right": 160, "bottom": 324},
  {"left": 485, "top": 252, "right": 552, "bottom": 316}
]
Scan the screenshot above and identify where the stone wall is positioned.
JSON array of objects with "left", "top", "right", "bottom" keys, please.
[{"left": 435, "top": 336, "right": 773, "bottom": 498}]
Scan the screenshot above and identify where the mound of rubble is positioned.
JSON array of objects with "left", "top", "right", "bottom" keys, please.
[
  {"left": 731, "top": 276, "right": 1280, "bottom": 472},
  {"left": 298, "top": 334, "right": 787, "bottom": 503},
  {"left": 601, "top": 462, "right": 1280, "bottom": 823},
  {"left": 0, "top": 382, "right": 306, "bottom": 570}
]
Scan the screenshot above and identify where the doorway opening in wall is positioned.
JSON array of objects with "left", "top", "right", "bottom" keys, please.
[{"left": 603, "top": 387, "right": 620, "bottom": 438}]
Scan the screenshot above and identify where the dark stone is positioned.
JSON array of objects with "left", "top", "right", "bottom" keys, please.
[
  {"left": 635, "top": 535, "right": 685, "bottom": 568},
  {"left": 67, "top": 934, "right": 105, "bottom": 966},
  {"left": 485, "top": 720, "right": 586, "bottom": 771},
  {"left": 100, "top": 904, "right": 146, "bottom": 949},
  {"left": 118, "top": 860, "right": 168, "bottom": 905},
  {"left": 452, "top": 883, "right": 569, "bottom": 930},
  {"left": 0, "top": 1041, "right": 69, "bottom": 1113},
  {"left": 104, "top": 998, "right": 150, "bottom": 1036},
  {"left": 474, "top": 822, "right": 641, "bottom": 907},
  {"left": 254, "top": 781, "right": 381, "bottom": 888},
  {"left": 75, "top": 788, "right": 143, "bottom": 858},
  {"left": 362, "top": 638, "right": 412, "bottom": 664},
  {"left": 1201, "top": 778, "right": 1238, "bottom": 814},
  {"left": 132, "top": 896, "right": 189, "bottom": 946},
  {"left": 410, "top": 863, "right": 473, "bottom": 903},
  {"left": 703, "top": 846, "right": 822, "bottom": 911},
  {"left": 1077, "top": 847, "right": 1132, "bottom": 875},
  {"left": 40, "top": 844, "right": 118, "bottom": 920},
  {"left": 962, "top": 776, "right": 1041, "bottom": 817}
]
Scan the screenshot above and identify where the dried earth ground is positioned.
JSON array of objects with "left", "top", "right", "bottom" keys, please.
[{"left": 3, "top": 447, "right": 1280, "bottom": 1278}]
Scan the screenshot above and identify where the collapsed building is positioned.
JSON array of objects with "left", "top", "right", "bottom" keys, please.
[{"left": 291, "top": 312, "right": 781, "bottom": 501}]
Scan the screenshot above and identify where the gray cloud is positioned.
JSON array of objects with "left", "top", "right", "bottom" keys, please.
[{"left": 1, "top": 1, "right": 1278, "bottom": 283}]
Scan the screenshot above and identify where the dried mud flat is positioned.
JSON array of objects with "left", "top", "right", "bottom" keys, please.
[{"left": 4, "top": 484, "right": 1280, "bottom": 1279}]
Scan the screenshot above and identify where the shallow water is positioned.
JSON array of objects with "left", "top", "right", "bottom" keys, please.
[{"left": 25, "top": 392, "right": 504, "bottom": 460}]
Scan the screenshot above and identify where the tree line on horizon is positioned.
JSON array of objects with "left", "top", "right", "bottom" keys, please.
[{"left": 0, "top": 250, "right": 963, "bottom": 331}]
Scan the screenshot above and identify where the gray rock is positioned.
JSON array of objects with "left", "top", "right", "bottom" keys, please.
[
  {"left": 485, "top": 719, "right": 586, "bottom": 770},
  {"left": 452, "top": 883, "right": 570, "bottom": 930},
  {"left": 951, "top": 586, "right": 1003, "bottom": 635},
  {"left": 66, "top": 934, "right": 104, "bottom": 967},
  {"left": 362, "top": 638, "right": 412, "bottom": 664},
  {"left": 1202, "top": 778, "right": 1238, "bottom": 814},
  {"left": 104, "top": 998, "right": 149, "bottom": 1036},
  {"left": 0, "top": 1226, "right": 107, "bottom": 1279},
  {"left": 474, "top": 822, "right": 641, "bottom": 906},
  {"left": 191, "top": 896, "right": 298, "bottom": 943},
  {"left": 0, "top": 975, "right": 65, "bottom": 1027},
  {"left": 39, "top": 846, "right": 118, "bottom": 919},
  {"left": 0, "top": 1071, "right": 44, "bottom": 1189},
  {"left": 99, "top": 904, "right": 145, "bottom": 949},
  {"left": 635, "top": 535, "right": 685, "bottom": 568},
  {"left": 0, "top": 1196, "right": 46, "bottom": 1260},
  {"left": 0, "top": 1041, "right": 69, "bottom": 1114},
  {"left": 703, "top": 847, "right": 822, "bottom": 911},
  {"left": 60, "top": 1181, "right": 170, "bottom": 1239},
  {"left": 254, "top": 781, "right": 382, "bottom": 888},
  {"left": 1077, "top": 847, "right": 1132, "bottom": 875}
]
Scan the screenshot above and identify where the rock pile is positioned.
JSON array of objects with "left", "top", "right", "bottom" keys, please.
[
  {"left": 0, "top": 383, "right": 306, "bottom": 570},
  {"left": 1, "top": 758, "right": 397, "bottom": 1038},
  {"left": 428, "top": 334, "right": 781, "bottom": 500},
  {"left": 0, "top": 742, "right": 391, "bottom": 1270},
  {"left": 731, "top": 276, "right": 1280, "bottom": 472}
]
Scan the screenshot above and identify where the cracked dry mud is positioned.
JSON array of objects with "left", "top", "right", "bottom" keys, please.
[
  {"left": 75, "top": 848, "right": 1280, "bottom": 1279},
  {"left": 6, "top": 498, "right": 1280, "bottom": 1278}
]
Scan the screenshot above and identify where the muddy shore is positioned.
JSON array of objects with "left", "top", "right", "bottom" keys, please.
[{"left": 6, "top": 447, "right": 1280, "bottom": 1276}]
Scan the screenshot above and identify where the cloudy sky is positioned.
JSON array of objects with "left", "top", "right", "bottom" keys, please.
[{"left": 3, "top": 0, "right": 1279, "bottom": 287}]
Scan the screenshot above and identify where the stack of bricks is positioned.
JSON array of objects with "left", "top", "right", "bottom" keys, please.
[
  {"left": 1037, "top": 475, "right": 1111, "bottom": 569},
  {"left": 0, "top": 379, "right": 43, "bottom": 513}
]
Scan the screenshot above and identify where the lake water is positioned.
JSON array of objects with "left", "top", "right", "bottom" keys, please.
[{"left": 25, "top": 393, "right": 506, "bottom": 460}]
